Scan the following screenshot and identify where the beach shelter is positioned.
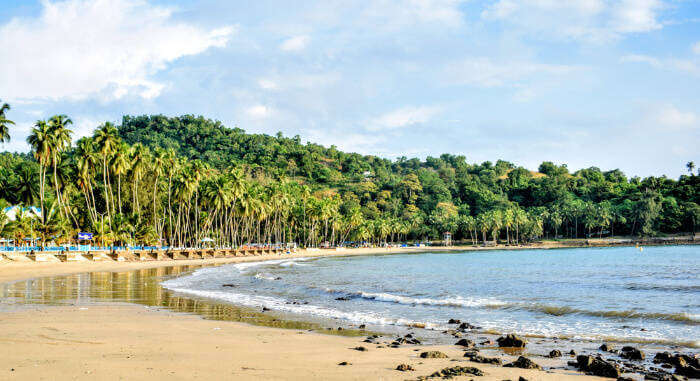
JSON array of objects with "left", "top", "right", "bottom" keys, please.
[{"left": 201, "top": 237, "right": 214, "bottom": 248}]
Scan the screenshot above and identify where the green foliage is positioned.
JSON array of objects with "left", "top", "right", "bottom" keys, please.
[{"left": 1, "top": 113, "right": 699, "bottom": 246}]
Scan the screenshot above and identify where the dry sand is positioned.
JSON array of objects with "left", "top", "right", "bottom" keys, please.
[{"left": 0, "top": 246, "right": 609, "bottom": 380}]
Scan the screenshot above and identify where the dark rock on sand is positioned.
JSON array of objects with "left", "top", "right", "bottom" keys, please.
[
  {"left": 222, "top": 283, "right": 236, "bottom": 287},
  {"left": 463, "top": 352, "right": 501, "bottom": 365},
  {"left": 338, "top": 361, "right": 350, "bottom": 366},
  {"left": 448, "top": 318, "right": 461, "bottom": 324},
  {"left": 335, "top": 296, "right": 351, "bottom": 301},
  {"left": 261, "top": 307, "right": 270, "bottom": 311},
  {"left": 519, "top": 377, "right": 529, "bottom": 381},
  {"left": 575, "top": 355, "right": 620, "bottom": 378},
  {"left": 643, "top": 371, "right": 683, "bottom": 380},
  {"left": 396, "top": 364, "right": 415, "bottom": 371},
  {"left": 549, "top": 349, "right": 562, "bottom": 358},
  {"left": 569, "top": 350, "right": 576, "bottom": 356},
  {"left": 497, "top": 334, "right": 527, "bottom": 348},
  {"left": 458, "top": 322, "right": 477, "bottom": 330},
  {"left": 455, "top": 338, "right": 475, "bottom": 348},
  {"left": 616, "top": 377, "right": 635, "bottom": 381},
  {"left": 353, "top": 346, "right": 368, "bottom": 352},
  {"left": 600, "top": 343, "right": 614, "bottom": 352},
  {"left": 420, "top": 351, "right": 448, "bottom": 359},
  {"left": 358, "top": 324, "right": 366, "bottom": 329},
  {"left": 620, "top": 346, "right": 644, "bottom": 361},
  {"left": 504, "top": 356, "right": 541, "bottom": 370},
  {"left": 675, "top": 363, "right": 700, "bottom": 378},
  {"left": 429, "top": 365, "right": 484, "bottom": 378}
]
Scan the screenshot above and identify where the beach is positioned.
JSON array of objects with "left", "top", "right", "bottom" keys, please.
[{"left": 0, "top": 245, "right": 697, "bottom": 380}]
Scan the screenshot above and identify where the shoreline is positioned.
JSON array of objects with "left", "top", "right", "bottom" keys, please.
[
  {"left": 2, "top": 239, "right": 698, "bottom": 284},
  {"left": 1, "top": 244, "right": 697, "bottom": 380}
]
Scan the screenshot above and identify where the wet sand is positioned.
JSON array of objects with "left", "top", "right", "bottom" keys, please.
[{"left": 0, "top": 246, "right": 667, "bottom": 380}]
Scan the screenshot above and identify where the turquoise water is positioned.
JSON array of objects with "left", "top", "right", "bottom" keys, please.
[{"left": 162, "top": 245, "right": 699, "bottom": 348}]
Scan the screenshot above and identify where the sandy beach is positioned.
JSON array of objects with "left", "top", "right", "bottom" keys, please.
[{"left": 0, "top": 246, "right": 689, "bottom": 380}]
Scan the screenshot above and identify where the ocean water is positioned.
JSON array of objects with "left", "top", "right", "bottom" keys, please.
[{"left": 161, "top": 245, "right": 700, "bottom": 348}]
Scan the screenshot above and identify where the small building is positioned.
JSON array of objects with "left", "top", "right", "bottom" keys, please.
[{"left": 443, "top": 231, "right": 452, "bottom": 246}]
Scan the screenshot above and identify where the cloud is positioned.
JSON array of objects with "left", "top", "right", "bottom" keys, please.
[
  {"left": 0, "top": 0, "right": 234, "bottom": 102},
  {"left": 246, "top": 105, "right": 272, "bottom": 119},
  {"left": 655, "top": 105, "right": 698, "bottom": 129},
  {"left": 446, "top": 58, "right": 579, "bottom": 88},
  {"left": 621, "top": 54, "right": 699, "bottom": 76},
  {"left": 481, "top": 0, "right": 664, "bottom": 42},
  {"left": 280, "top": 35, "right": 309, "bottom": 52},
  {"left": 367, "top": 106, "right": 441, "bottom": 131},
  {"left": 693, "top": 42, "right": 700, "bottom": 55}
]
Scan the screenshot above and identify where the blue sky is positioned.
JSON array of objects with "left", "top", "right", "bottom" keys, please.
[{"left": 0, "top": 0, "right": 698, "bottom": 178}]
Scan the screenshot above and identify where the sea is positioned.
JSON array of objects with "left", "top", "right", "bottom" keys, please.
[{"left": 161, "top": 245, "right": 700, "bottom": 349}]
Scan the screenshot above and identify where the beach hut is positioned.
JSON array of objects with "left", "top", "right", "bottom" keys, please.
[{"left": 443, "top": 231, "right": 452, "bottom": 246}]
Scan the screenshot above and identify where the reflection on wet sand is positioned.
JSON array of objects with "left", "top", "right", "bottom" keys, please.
[{"left": 0, "top": 265, "right": 365, "bottom": 336}]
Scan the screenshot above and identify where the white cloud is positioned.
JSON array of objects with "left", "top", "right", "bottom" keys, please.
[
  {"left": 280, "top": 35, "right": 309, "bottom": 52},
  {"left": 481, "top": 0, "right": 664, "bottom": 42},
  {"left": 0, "top": 0, "right": 234, "bottom": 101},
  {"left": 258, "top": 79, "right": 278, "bottom": 90},
  {"left": 367, "top": 106, "right": 441, "bottom": 131},
  {"left": 246, "top": 105, "right": 272, "bottom": 119},
  {"left": 621, "top": 54, "right": 699, "bottom": 76},
  {"left": 655, "top": 105, "right": 697, "bottom": 129},
  {"left": 693, "top": 42, "right": 700, "bottom": 55},
  {"left": 446, "top": 58, "right": 578, "bottom": 88}
]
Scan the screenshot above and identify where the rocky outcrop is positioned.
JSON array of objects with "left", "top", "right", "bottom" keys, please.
[
  {"left": 396, "top": 364, "right": 415, "bottom": 371},
  {"left": 464, "top": 352, "right": 502, "bottom": 365},
  {"left": 619, "top": 346, "right": 644, "bottom": 360},
  {"left": 504, "top": 356, "right": 541, "bottom": 370},
  {"left": 353, "top": 346, "right": 368, "bottom": 352},
  {"left": 575, "top": 355, "right": 620, "bottom": 378},
  {"left": 548, "top": 349, "right": 562, "bottom": 358},
  {"left": 497, "top": 334, "right": 527, "bottom": 348},
  {"left": 455, "top": 338, "right": 475, "bottom": 348},
  {"left": 428, "top": 366, "right": 484, "bottom": 378},
  {"left": 420, "top": 351, "right": 448, "bottom": 359}
]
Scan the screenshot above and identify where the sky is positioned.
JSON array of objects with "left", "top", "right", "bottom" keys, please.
[{"left": 0, "top": 0, "right": 698, "bottom": 178}]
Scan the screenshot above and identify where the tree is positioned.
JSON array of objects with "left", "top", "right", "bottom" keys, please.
[
  {"left": 47, "top": 115, "right": 73, "bottom": 218},
  {"left": 94, "top": 122, "right": 119, "bottom": 220},
  {"left": 687, "top": 162, "right": 696, "bottom": 176},
  {"left": 27, "top": 120, "right": 52, "bottom": 216},
  {"left": 0, "top": 100, "right": 13, "bottom": 144}
]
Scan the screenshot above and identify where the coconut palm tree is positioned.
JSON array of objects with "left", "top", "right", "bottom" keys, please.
[
  {"left": 27, "top": 120, "right": 52, "bottom": 218},
  {"left": 0, "top": 100, "right": 13, "bottom": 144},
  {"left": 47, "top": 115, "right": 73, "bottom": 215},
  {"left": 129, "top": 143, "right": 149, "bottom": 221},
  {"left": 75, "top": 138, "right": 99, "bottom": 223},
  {"left": 112, "top": 142, "right": 131, "bottom": 215},
  {"left": 93, "top": 122, "right": 119, "bottom": 219}
]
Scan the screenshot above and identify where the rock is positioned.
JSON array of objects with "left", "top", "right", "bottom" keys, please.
[
  {"left": 458, "top": 322, "right": 477, "bottom": 330},
  {"left": 620, "top": 346, "right": 644, "bottom": 361},
  {"left": 497, "top": 334, "right": 527, "bottom": 348},
  {"left": 463, "top": 352, "right": 501, "bottom": 365},
  {"left": 338, "top": 361, "right": 350, "bottom": 366},
  {"left": 519, "top": 377, "right": 529, "bottom": 381},
  {"left": 549, "top": 349, "right": 562, "bottom": 358},
  {"left": 337, "top": 327, "right": 343, "bottom": 330},
  {"left": 358, "top": 324, "right": 366, "bottom": 329},
  {"left": 396, "top": 364, "right": 415, "bottom": 372},
  {"left": 504, "top": 356, "right": 541, "bottom": 370},
  {"left": 274, "top": 277, "right": 282, "bottom": 280},
  {"left": 568, "top": 350, "right": 576, "bottom": 356},
  {"left": 419, "top": 351, "right": 448, "bottom": 359},
  {"left": 222, "top": 283, "right": 235, "bottom": 287},
  {"left": 353, "top": 346, "right": 368, "bottom": 352},
  {"left": 455, "top": 338, "right": 475, "bottom": 348},
  {"left": 430, "top": 366, "right": 484, "bottom": 378},
  {"left": 600, "top": 343, "right": 614, "bottom": 352},
  {"left": 617, "top": 377, "right": 635, "bottom": 381},
  {"left": 448, "top": 318, "right": 461, "bottom": 324},
  {"left": 576, "top": 355, "right": 620, "bottom": 378},
  {"left": 261, "top": 307, "right": 270, "bottom": 311},
  {"left": 675, "top": 363, "right": 700, "bottom": 378},
  {"left": 335, "top": 297, "right": 351, "bottom": 301}
]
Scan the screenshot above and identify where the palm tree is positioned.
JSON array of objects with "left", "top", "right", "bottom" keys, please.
[
  {"left": 129, "top": 143, "right": 149, "bottom": 221},
  {"left": 112, "top": 142, "right": 131, "bottom": 215},
  {"left": 687, "top": 162, "right": 696, "bottom": 176},
  {"left": 94, "top": 122, "right": 119, "bottom": 219},
  {"left": 0, "top": 99, "right": 13, "bottom": 144},
  {"left": 27, "top": 120, "right": 52, "bottom": 218},
  {"left": 75, "top": 138, "right": 99, "bottom": 223},
  {"left": 47, "top": 115, "right": 73, "bottom": 216}
]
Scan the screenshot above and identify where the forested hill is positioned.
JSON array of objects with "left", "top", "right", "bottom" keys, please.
[
  {"left": 118, "top": 114, "right": 700, "bottom": 238},
  {"left": 1, "top": 113, "right": 698, "bottom": 247}
]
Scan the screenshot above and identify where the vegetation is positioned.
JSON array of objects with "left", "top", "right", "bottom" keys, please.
[{"left": 1, "top": 110, "right": 699, "bottom": 248}]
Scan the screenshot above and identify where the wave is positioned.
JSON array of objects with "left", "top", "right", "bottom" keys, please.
[
  {"left": 624, "top": 283, "right": 700, "bottom": 292},
  {"left": 161, "top": 285, "right": 438, "bottom": 329},
  {"left": 323, "top": 289, "right": 505, "bottom": 308},
  {"left": 489, "top": 303, "right": 700, "bottom": 325},
  {"left": 253, "top": 273, "right": 276, "bottom": 281}
]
